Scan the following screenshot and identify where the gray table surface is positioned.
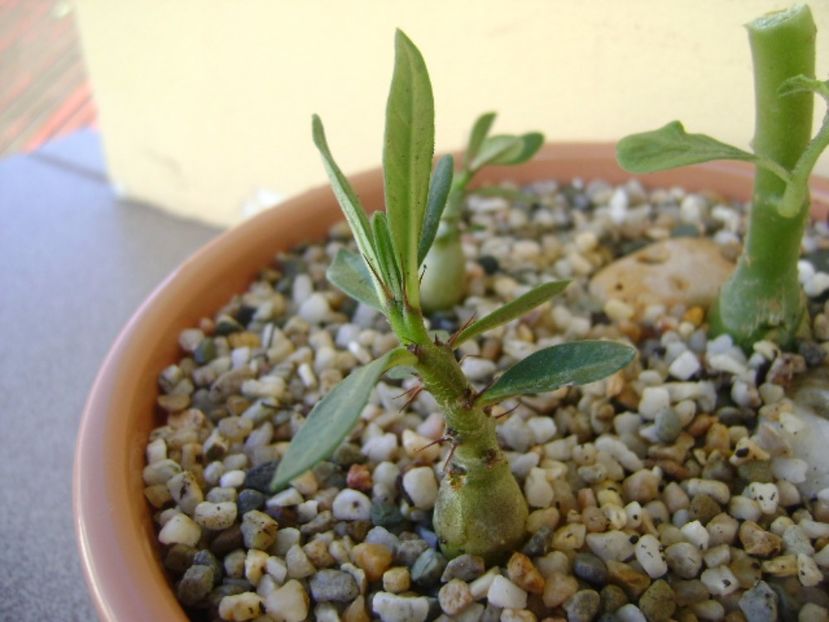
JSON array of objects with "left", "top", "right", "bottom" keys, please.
[{"left": 0, "top": 131, "right": 220, "bottom": 620}]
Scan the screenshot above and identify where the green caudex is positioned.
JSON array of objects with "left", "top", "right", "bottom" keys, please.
[
  {"left": 420, "top": 114, "right": 544, "bottom": 312},
  {"left": 269, "top": 30, "right": 635, "bottom": 561},
  {"left": 618, "top": 4, "right": 829, "bottom": 350}
]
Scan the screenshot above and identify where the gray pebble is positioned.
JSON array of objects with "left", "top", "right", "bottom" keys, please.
[
  {"left": 395, "top": 538, "right": 430, "bottom": 566},
  {"left": 177, "top": 564, "right": 214, "bottom": 607},
  {"left": 655, "top": 409, "right": 682, "bottom": 443},
  {"left": 411, "top": 549, "right": 447, "bottom": 587},
  {"left": 192, "top": 549, "right": 222, "bottom": 587},
  {"left": 236, "top": 489, "right": 265, "bottom": 516},
  {"left": 564, "top": 589, "right": 601, "bottom": 622},
  {"left": 366, "top": 526, "right": 400, "bottom": 552},
  {"left": 309, "top": 569, "right": 359, "bottom": 602},
  {"left": 440, "top": 553, "right": 486, "bottom": 582},
  {"left": 573, "top": 552, "right": 609, "bottom": 586},
  {"left": 664, "top": 542, "right": 702, "bottom": 580},
  {"left": 738, "top": 580, "right": 778, "bottom": 622},
  {"left": 164, "top": 544, "right": 197, "bottom": 575},
  {"left": 480, "top": 603, "right": 502, "bottom": 622},
  {"left": 371, "top": 500, "right": 405, "bottom": 529}
]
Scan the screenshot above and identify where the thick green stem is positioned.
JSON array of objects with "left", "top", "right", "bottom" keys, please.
[
  {"left": 710, "top": 5, "right": 816, "bottom": 348},
  {"left": 411, "top": 339, "right": 528, "bottom": 561}
]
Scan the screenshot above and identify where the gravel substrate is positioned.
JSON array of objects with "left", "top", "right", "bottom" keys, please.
[{"left": 144, "top": 177, "right": 829, "bottom": 622}]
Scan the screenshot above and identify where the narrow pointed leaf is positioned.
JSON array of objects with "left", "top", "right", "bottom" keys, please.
[
  {"left": 327, "top": 249, "right": 384, "bottom": 310},
  {"left": 617, "top": 121, "right": 757, "bottom": 173},
  {"left": 312, "top": 115, "right": 378, "bottom": 267},
  {"left": 371, "top": 211, "right": 402, "bottom": 297},
  {"left": 779, "top": 75, "right": 829, "bottom": 100},
  {"left": 465, "top": 112, "right": 497, "bottom": 166},
  {"left": 478, "top": 341, "right": 636, "bottom": 406},
  {"left": 454, "top": 280, "right": 570, "bottom": 345},
  {"left": 469, "top": 135, "right": 523, "bottom": 171},
  {"left": 490, "top": 132, "right": 545, "bottom": 165},
  {"left": 418, "top": 154, "right": 455, "bottom": 264},
  {"left": 270, "top": 348, "right": 415, "bottom": 490},
  {"left": 384, "top": 29, "right": 435, "bottom": 293}
]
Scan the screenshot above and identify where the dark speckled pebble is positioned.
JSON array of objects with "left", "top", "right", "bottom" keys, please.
[
  {"left": 164, "top": 544, "right": 197, "bottom": 576},
  {"left": 192, "top": 549, "right": 222, "bottom": 587},
  {"left": 573, "top": 552, "right": 609, "bottom": 586},
  {"left": 441, "top": 554, "right": 486, "bottom": 582},
  {"left": 371, "top": 500, "right": 405, "bottom": 529},
  {"left": 309, "top": 569, "right": 359, "bottom": 602},
  {"left": 798, "top": 340, "right": 826, "bottom": 367},
  {"left": 477, "top": 255, "right": 500, "bottom": 275},
  {"left": 564, "top": 589, "right": 601, "bottom": 622},
  {"left": 242, "top": 460, "right": 279, "bottom": 493},
  {"left": 739, "top": 580, "right": 777, "bottom": 622},
  {"left": 332, "top": 443, "right": 366, "bottom": 466},
  {"left": 177, "top": 564, "right": 214, "bottom": 607},
  {"left": 689, "top": 493, "right": 721, "bottom": 524},
  {"left": 639, "top": 580, "right": 676, "bottom": 622},
  {"left": 395, "top": 538, "right": 429, "bottom": 566},
  {"left": 599, "top": 584, "right": 628, "bottom": 613},
  {"left": 522, "top": 526, "right": 552, "bottom": 556},
  {"left": 210, "top": 524, "right": 243, "bottom": 556}
]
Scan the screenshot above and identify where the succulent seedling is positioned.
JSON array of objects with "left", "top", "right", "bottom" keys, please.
[
  {"left": 270, "top": 30, "right": 635, "bottom": 561},
  {"left": 618, "top": 4, "right": 828, "bottom": 349},
  {"left": 419, "top": 113, "right": 544, "bottom": 312}
]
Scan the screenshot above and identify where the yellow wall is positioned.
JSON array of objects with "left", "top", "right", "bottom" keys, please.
[{"left": 76, "top": 1, "right": 829, "bottom": 226}]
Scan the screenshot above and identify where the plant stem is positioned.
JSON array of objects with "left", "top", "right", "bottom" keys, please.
[
  {"left": 410, "top": 339, "right": 528, "bottom": 561},
  {"left": 710, "top": 5, "right": 816, "bottom": 348}
]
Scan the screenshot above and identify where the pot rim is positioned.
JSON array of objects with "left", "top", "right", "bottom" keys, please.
[{"left": 73, "top": 142, "right": 829, "bottom": 621}]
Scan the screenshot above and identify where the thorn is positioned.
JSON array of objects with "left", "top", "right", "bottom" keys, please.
[
  {"left": 419, "top": 264, "right": 427, "bottom": 286},
  {"left": 434, "top": 332, "right": 442, "bottom": 346},
  {"left": 400, "top": 386, "right": 424, "bottom": 412},
  {"left": 362, "top": 253, "right": 393, "bottom": 300},
  {"left": 492, "top": 402, "right": 520, "bottom": 420},
  {"left": 417, "top": 435, "right": 450, "bottom": 453},
  {"left": 448, "top": 314, "right": 476, "bottom": 347},
  {"left": 442, "top": 441, "right": 459, "bottom": 472}
]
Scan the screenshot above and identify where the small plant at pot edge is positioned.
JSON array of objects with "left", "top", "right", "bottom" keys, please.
[
  {"left": 419, "top": 112, "right": 544, "bottom": 312},
  {"left": 269, "top": 30, "right": 635, "bottom": 562},
  {"left": 617, "top": 4, "right": 828, "bottom": 350}
]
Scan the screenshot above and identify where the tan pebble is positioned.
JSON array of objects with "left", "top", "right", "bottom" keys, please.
[
  {"left": 350, "top": 543, "right": 393, "bottom": 582},
  {"left": 158, "top": 393, "right": 191, "bottom": 412},
  {"left": 342, "top": 596, "right": 370, "bottom": 622},
  {"left": 686, "top": 414, "right": 715, "bottom": 438},
  {"left": 683, "top": 306, "right": 705, "bottom": 327},
  {"left": 623, "top": 469, "right": 660, "bottom": 503},
  {"left": 705, "top": 423, "right": 730, "bottom": 454},
  {"left": 588, "top": 238, "right": 733, "bottom": 316},
  {"left": 526, "top": 507, "right": 560, "bottom": 533},
  {"left": 438, "top": 578, "right": 474, "bottom": 615},
  {"left": 382, "top": 567, "right": 411, "bottom": 593},
  {"left": 346, "top": 464, "right": 372, "bottom": 492},
  {"left": 541, "top": 571, "right": 578, "bottom": 607},
  {"left": 552, "top": 523, "right": 586, "bottom": 550},
  {"left": 229, "top": 331, "right": 261, "bottom": 349},
  {"left": 729, "top": 437, "right": 770, "bottom": 465},
  {"left": 738, "top": 521, "right": 782, "bottom": 558},
  {"left": 502, "top": 609, "right": 537, "bottom": 622},
  {"left": 303, "top": 539, "right": 335, "bottom": 568},
  {"left": 606, "top": 560, "right": 652, "bottom": 598},
  {"left": 582, "top": 506, "right": 608, "bottom": 533},
  {"left": 729, "top": 553, "right": 762, "bottom": 588},
  {"left": 762, "top": 554, "right": 797, "bottom": 577},
  {"left": 507, "top": 553, "right": 545, "bottom": 594}
]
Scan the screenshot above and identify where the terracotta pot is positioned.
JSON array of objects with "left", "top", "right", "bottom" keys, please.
[{"left": 74, "top": 143, "right": 829, "bottom": 620}]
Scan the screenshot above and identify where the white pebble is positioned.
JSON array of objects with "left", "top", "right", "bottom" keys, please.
[
  {"left": 245, "top": 549, "right": 270, "bottom": 586},
  {"left": 402, "top": 467, "right": 438, "bottom": 510},
  {"left": 268, "top": 488, "right": 304, "bottom": 508},
  {"left": 158, "top": 513, "right": 201, "bottom": 547},
  {"left": 372, "top": 592, "right": 430, "bottom": 622},
  {"left": 298, "top": 293, "right": 330, "bottom": 324},
  {"left": 639, "top": 387, "right": 670, "bottom": 419},
  {"left": 266, "top": 556, "right": 287, "bottom": 584},
  {"left": 586, "top": 531, "right": 635, "bottom": 562},
  {"left": 469, "top": 567, "right": 500, "bottom": 600},
  {"left": 805, "top": 272, "right": 829, "bottom": 297},
  {"left": 285, "top": 544, "right": 315, "bottom": 579},
  {"left": 332, "top": 489, "right": 373, "bottom": 520},
  {"left": 595, "top": 436, "right": 643, "bottom": 471},
  {"left": 218, "top": 592, "right": 264, "bottom": 621},
  {"left": 527, "top": 417, "right": 557, "bottom": 444},
  {"left": 700, "top": 566, "right": 739, "bottom": 596},
  {"left": 220, "top": 469, "right": 246, "bottom": 488},
  {"left": 635, "top": 534, "right": 667, "bottom": 578},
  {"left": 815, "top": 544, "right": 829, "bottom": 567},
  {"left": 681, "top": 520, "right": 710, "bottom": 550},
  {"left": 684, "top": 478, "right": 731, "bottom": 505},
  {"left": 707, "top": 353, "right": 747, "bottom": 376},
  {"left": 772, "top": 457, "right": 808, "bottom": 484},
  {"left": 524, "top": 468, "right": 555, "bottom": 508},
  {"left": 364, "top": 433, "right": 398, "bottom": 462},
  {"left": 487, "top": 576, "right": 527, "bottom": 609},
  {"left": 263, "top": 580, "right": 308, "bottom": 622},
  {"left": 605, "top": 298, "right": 634, "bottom": 322},
  {"left": 194, "top": 501, "right": 238, "bottom": 530},
  {"left": 616, "top": 604, "right": 647, "bottom": 622},
  {"left": 668, "top": 350, "right": 701, "bottom": 380},
  {"left": 703, "top": 544, "right": 731, "bottom": 568},
  {"left": 729, "top": 496, "right": 762, "bottom": 522},
  {"left": 745, "top": 482, "right": 779, "bottom": 514}
]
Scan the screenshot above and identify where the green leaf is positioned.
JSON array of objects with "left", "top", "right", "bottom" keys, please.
[
  {"left": 469, "top": 135, "right": 523, "bottom": 171},
  {"left": 312, "top": 115, "right": 378, "bottom": 270},
  {"left": 465, "top": 112, "right": 497, "bottom": 166},
  {"left": 454, "top": 280, "right": 570, "bottom": 345},
  {"left": 371, "top": 211, "right": 402, "bottom": 297},
  {"left": 478, "top": 341, "right": 636, "bottom": 406},
  {"left": 327, "top": 249, "right": 384, "bottom": 311},
  {"left": 490, "top": 132, "right": 545, "bottom": 165},
  {"left": 616, "top": 121, "right": 757, "bottom": 173},
  {"left": 270, "top": 348, "right": 415, "bottom": 491},
  {"left": 384, "top": 29, "right": 435, "bottom": 295},
  {"left": 779, "top": 75, "right": 829, "bottom": 101},
  {"left": 418, "top": 154, "right": 454, "bottom": 265}
]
